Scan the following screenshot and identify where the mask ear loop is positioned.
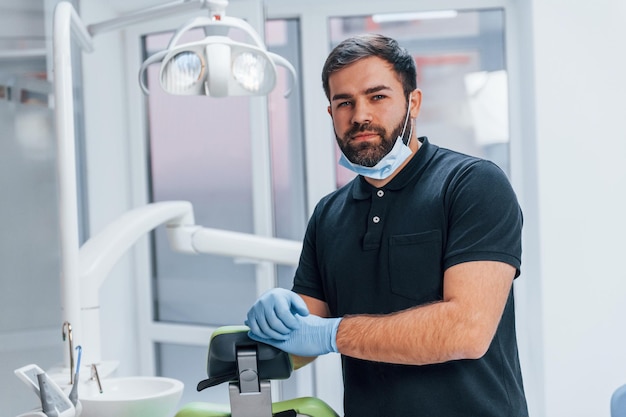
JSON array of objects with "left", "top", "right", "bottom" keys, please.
[
  {"left": 401, "top": 93, "right": 413, "bottom": 146},
  {"left": 406, "top": 118, "right": 414, "bottom": 147}
]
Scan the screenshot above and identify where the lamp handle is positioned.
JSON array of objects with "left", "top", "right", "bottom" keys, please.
[
  {"left": 137, "top": 49, "right": 168, "bottom": 95},
  {"left": 268, "top": 51, "right": 298, "bottom": 98},
  {"left": 166, "top": 15, "right": 266, "bottom": 50}
]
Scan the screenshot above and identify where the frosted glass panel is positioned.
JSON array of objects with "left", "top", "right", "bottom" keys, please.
[
  {"left": 266, "top": 19, "right": 306, "bottom": 290},
  {"left": 267, "top": 19, "right": 306, "bottom": 242},
  {"left": 329, "top": 9, "right": 509, "bottom": 187},
  {"left": 0, "top": 74, "right": 64, "bottom": 416},
  {"left": 0, "top": 79, "right": 58, "bottom": 331}
]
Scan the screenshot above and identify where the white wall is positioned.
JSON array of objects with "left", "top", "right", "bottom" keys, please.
[{"left": 529, "top": 0, "right": 626, "bottom": 416}]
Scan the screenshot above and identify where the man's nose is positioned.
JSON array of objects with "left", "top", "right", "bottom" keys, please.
[{"left": 351, "top": 99, "right": 373, "bottom": 126}]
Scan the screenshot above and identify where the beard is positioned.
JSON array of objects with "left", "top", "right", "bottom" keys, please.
[{"left": 336, "top": 116, "right": 408, "bottom": 167}]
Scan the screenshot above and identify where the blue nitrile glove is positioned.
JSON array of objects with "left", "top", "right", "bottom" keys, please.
[
  {"left": 248, "top": 314, "right": 342, "bottom": 357},
  {"left": 245, "top": 288, "right": 310, "bottom": 340}
]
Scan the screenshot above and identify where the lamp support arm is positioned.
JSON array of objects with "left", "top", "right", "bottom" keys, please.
[
  {"left": 77, "top": 201, "right": 194, "bottom": 366},
  {"left": 79, "top": 201, "right": 195, "bottom": 307},
  {"left": 167, "top": 225, "right": 302, "bottom": 266}
]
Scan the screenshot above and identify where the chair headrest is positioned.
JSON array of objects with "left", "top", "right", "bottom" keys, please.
[{"left": 197, "top": 326, "right": 293, "bottom": 392}]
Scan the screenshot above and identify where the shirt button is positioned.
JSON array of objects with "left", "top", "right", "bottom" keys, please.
[
  {"left": 373, "top": 216, "right": 380, "bottom": 223},
  {"left": 377, "top": 190, "right": 385, "bottom": 197}
]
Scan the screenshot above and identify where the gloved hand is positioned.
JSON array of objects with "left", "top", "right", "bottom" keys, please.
[
  {"left": 249, "top": 314, "right": 342, "bottom": 357},
  {"left": 245, "top": 288, "right": 310, "bottom": 340}
]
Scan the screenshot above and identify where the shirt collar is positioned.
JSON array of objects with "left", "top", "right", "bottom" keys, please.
[{"left": 351, "top": 136, "right": 437, "bottom": 200}]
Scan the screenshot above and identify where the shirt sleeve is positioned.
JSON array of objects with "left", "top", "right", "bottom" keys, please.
[{"left": 443, "top": 159, "right": 523, "bottom": 277}]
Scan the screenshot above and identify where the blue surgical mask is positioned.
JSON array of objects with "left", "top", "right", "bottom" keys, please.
[
  {"left": 338, "top": 135, "right": 413, "bottom": 180},
  {"left": 338, "top": 96, "right": 414, "bottom": 180}
]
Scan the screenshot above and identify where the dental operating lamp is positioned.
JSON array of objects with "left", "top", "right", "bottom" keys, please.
[
  {"left": 138, "top": 16, "right": 297, "bottom": 97},
  {"left": 52, "top": 0, "right": 300, "bottom": 371}
]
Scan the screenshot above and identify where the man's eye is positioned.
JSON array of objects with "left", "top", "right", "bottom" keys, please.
[
  {"left": 337, "top": 101, "right": 352, "bottom": 107},
  {"left": 372, "top": 94, "right": 385, "bottom": 100}
]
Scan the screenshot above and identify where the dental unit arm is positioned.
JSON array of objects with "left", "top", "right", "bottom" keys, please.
[{"left": 77, "top": 201, "right": 302, "bottom": 367}]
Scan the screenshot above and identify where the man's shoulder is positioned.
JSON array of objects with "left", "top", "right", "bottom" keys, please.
[{"left": 430, "top": 147, "right": 507, "bottom": 181}]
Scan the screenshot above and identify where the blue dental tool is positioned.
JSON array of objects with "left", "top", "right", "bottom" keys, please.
[{"left": 68, "top": 346, "right": 82, "bottom": 406}]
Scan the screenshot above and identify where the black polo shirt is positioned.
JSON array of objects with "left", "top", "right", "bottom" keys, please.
[{"left": 293, "top": 137, "right": 528, "bottom": 416}]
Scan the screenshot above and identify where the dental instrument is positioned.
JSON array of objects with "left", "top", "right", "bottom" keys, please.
[
  {"left": 68, "top": 346, "right": 81, "bottom": 407},
  {"left": 38, "top": 373, "right": 59, "bottom": 417},
  {"left": 14, "top": 364, "right": 76, "bottom": 417},
  {"left": 90, "top": 364, "right": 103, "bottom": 394},
  {"left": 61, "top": 322, "right": 74, "bottom": 385}
]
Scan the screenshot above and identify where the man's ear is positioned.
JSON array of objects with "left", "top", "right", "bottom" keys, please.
[
  {"left": 327, "top": 105, "right": 332, "bottom": 116},
  {"left": 410, "top": 89, "right": 423, "bottom": 119}
]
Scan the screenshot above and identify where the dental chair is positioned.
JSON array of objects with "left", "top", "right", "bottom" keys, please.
[
  {"left": 175, "top": 326, "right": 339, "bottom": 417},
  {"left": 612, "top": 383, "right": 626, "bottom": 417}
]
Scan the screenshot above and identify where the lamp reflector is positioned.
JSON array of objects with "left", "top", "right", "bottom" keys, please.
[
  {"left": 232, "top": 52, "right": 267, "bottom": 92},
  {"left": 162, "top": 51, "right": 204, "bottom": 94}
]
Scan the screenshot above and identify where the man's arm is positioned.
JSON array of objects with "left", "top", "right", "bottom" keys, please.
[
  {"left": 335, "top": 260, "right": 515, "bottom": 365},
  {"left": 248, "top": 260, "right": 515, "bottom": 366}
]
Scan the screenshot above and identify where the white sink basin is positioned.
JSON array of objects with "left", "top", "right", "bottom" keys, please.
[{"left": 80, "top": 376, "right": 184, "bottom": 417}]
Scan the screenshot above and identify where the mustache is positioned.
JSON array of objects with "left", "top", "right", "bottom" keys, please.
[{"left": 345, "top": 122, "right": 386, "bottom": 140}]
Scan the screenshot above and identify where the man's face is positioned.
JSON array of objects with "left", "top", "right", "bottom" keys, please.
[{"left": 327, "top": 56, "right": 412, "bottom": 167}]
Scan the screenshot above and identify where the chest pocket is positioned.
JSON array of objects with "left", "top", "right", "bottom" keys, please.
[{"left": 388, "top": 230, "right": 443, "bottom": 304}]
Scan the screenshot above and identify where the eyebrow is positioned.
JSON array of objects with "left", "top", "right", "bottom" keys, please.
[{"left": 331, "top": 84, "right": 392, "bottom": 102}]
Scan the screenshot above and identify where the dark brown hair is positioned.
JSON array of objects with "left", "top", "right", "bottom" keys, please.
[{"left": 321, "top": 33, "right": 417, "bottom": 100}]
